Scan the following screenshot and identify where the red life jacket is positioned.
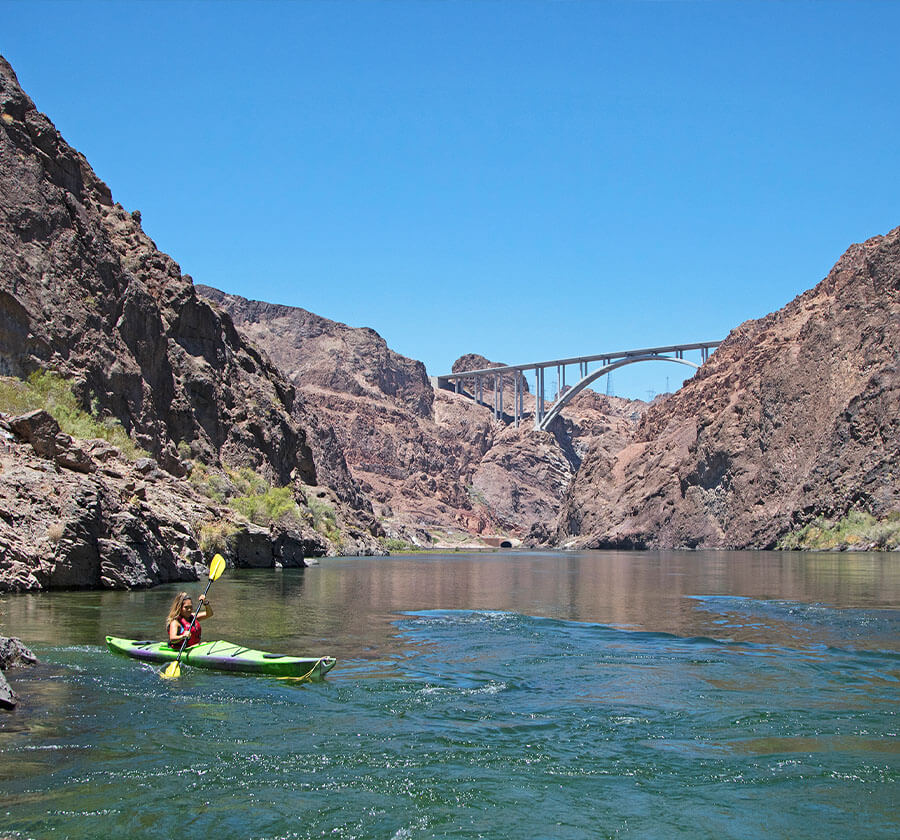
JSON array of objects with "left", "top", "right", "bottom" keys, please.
[{"left": 173, "top": 616, "right": 201, "bottom": 648}]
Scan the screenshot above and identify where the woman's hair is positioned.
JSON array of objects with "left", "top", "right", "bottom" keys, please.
[{"left": 166, "top": 591, "right": 192, "bottom": 627}]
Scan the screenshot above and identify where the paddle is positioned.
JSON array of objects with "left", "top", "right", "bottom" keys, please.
[{"left": 161, "top": 553, "right": 226, "bottom": 679}]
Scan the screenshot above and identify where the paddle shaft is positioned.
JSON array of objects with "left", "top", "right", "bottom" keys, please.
[{"left": 171, "top": 575, "right": 214, "bottom": 668}]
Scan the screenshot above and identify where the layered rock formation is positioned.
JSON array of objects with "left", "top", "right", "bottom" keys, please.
[
  {"left": 196, "top": 286, "right": 646, "bottom": 545},
  {"left": 556, "top": 227, "right": 900, "bottom": 549},
  {"left": 0, "top": 408, "right": 340, "bottom": 593},
  {"left": 0, "top": 54, "right": 381, "bottom": 593}
]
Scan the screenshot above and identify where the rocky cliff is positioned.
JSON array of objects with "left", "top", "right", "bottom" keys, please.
[
  {"left": 0, "top": 55, "right": 381, "bottom": 592},
  {"left": 4, "top": 49, "right": 893, "bottom": 592},
  {"left": 197, "top": 288, "right": 644, "bottom": 545},
  {"left": 556, "top": 227, "right": 900, "bottom": 549},
  {"left": 0, "top": 56, "right": 321, "bottom": 485}
]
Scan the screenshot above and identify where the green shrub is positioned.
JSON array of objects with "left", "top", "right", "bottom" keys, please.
[
  {"left": 228, "top": 465, "right": 269, "bottom": 497},
  {"left": 778, "top": 510, "right": 900, "bottom": 550},
  {"left": 379, "top": 537, "right": 417, "bottom": 553},
  {"left": 0, "top": 371, "right": 145, "bottom": 459},
  {"left": 307, "top": 494, "right": 343, "bottom": 546},
  {"left": 189, "top": 462, "right": 232, "bottom": 503},
  {"left": 199, "top": 520, "right": 239, "bottom": 555},
  {"left": 217, "top": 467, "right": 302, "bottom": 528},
  {"left": 230, "top": 484, "right": 300, "bottom": 527}
]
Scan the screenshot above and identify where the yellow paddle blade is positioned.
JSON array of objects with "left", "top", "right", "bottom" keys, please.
[
  {"left": 161, "top": 660, "right": 181, "bottom": 679},
  {"left": 209, "top": 553, "right": 226, "bottom": 581}
]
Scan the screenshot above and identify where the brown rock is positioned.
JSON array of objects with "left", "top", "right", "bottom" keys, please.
[
  {"left": 10, "top": 410, "right": 59, "bottom": 458},
  {"left": 557, "top": 226, "right": 900, "bottom": 549},
  {"left": 0, "top": 56, "right": 319, "bottom": 490},
  {"left": 197, "top": 285, "right": 434, "bottom": 418},
  {"left": 203, "top": 286, "right": 648, "bottom": 544}
]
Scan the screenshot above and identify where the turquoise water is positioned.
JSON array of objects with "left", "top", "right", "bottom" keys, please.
[{"left": 1, "top": 551, "right": 898, "bottom": 839}]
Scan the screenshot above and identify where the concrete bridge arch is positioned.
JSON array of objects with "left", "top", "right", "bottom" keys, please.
[{"left": 536, "top": 355, "right": 700, "bottom": 431}]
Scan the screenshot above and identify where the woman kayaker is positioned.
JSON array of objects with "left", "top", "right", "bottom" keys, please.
[{"left": 166, "top": 591, "right": 213, "bottom": 648}]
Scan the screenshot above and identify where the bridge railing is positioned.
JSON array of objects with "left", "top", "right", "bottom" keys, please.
[{"left": 436, "top": 341, "right": 721, "bottom": 431}]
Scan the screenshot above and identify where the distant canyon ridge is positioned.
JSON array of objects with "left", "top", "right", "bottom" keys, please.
[{"left": 0, "top": 53, "right": 898, "bottom": 592}]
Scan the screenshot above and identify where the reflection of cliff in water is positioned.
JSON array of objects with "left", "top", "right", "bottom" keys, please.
[
  {"left": 293, "top": 551, "right": 900, "bottom": 658},
  {"left": 4, "top": 552, "right": 897, "bottom": 666}
]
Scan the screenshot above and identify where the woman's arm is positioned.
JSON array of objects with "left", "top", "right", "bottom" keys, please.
[{"left": 196, "top": 596, "right": 213, "bottom": 620}]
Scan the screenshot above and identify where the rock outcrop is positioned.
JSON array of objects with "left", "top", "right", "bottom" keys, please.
[
  {"left": 0, "top": 408, "right": 341, "bottom": 593},
  {"left": 0, "top": 55, "right": 320, "bottom": 487},
  {"left": 0, "top": 635, "right": 36, "bottom": 709},
  {"left": 0, "top": 54, "right": 384, "bottom": 592},
  {"left": 556, "top": 226, "right": 900, "bottom": 549},
  {"left": 198, "top": 287, "right": 435, "bottom": 419},
  {"left": 195, "top": 287, "right": 648, "bottom": 545}
]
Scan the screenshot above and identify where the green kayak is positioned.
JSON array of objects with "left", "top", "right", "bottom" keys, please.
[{"left": 106, "top": 636, "right": 336, "bottom": 679}]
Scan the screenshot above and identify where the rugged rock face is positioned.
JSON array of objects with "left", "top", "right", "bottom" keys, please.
[
  {"left": 195, "top": 286, "right": 648, "bottom": 546},
  {"left": 0, "top": 409, "right": 335, "bottom": 594},
  {"left": 197, "top": 287, "right": 434, "bottom": 419},
  {"left": 0, "top": 56, "right": 317, "bottom": 486},
  {"left": 0, "top": 54, "right": 383, "bottom": 593},
  {"left": 556, "top": 227, "right": 900, "bottom": 549}
]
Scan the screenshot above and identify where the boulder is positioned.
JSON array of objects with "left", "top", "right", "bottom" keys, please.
[
  {"left": 232, "top": 523, "right": 274, "bottom": 568},
  {"left": 10, "top": 410, "right": 60, "bottom": 458},
  {"left": 273, "top": 528, "right": 328, "bottom": 567},
  {"left": 0, "top": 671, "right": 16, "bottom": 710},
  {"left": 0, "top": 636, "right": 37, "bottom": 712},
  {"left": 0, "top": 636, "right": 36, "bottom": 668}
]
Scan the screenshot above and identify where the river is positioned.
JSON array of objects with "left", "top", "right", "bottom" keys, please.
[{"left": 1, "top": 550, "right": 898, "bottom": 839}]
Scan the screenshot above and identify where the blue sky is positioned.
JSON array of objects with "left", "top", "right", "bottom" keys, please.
[{"left": 3, "top": 0, "right": 898, "bottom": 399}]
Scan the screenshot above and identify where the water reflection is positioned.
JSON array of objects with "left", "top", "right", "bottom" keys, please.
[{"left": 2, "top": 551, "right": 898, "bottom": 662}]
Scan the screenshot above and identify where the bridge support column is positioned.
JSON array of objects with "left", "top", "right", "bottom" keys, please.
[
  {"left": 519, "top": 370, "right": 524, "bottom": 425},
  {"left": 535, "top": 366, "right": 545, "bottom": 430},
  {"left": 513, "top": 372, "right": 519, "bottom": 427}
]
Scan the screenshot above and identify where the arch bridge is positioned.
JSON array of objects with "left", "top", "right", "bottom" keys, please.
[{"left": 436, "top": 341, "right": 720, "bottom": 431}]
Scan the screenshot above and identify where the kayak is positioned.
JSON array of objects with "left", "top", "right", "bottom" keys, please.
[{"left": 106, "top": 636, "right": 336, "bottom": 679}]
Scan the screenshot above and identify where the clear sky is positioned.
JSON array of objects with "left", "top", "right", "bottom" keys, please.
[{"left": 3, "top": 0, "right": 898, "bottom": 399}]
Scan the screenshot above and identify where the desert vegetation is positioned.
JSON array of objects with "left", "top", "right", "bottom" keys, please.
[
  {"left": 0, "top": 371, "right": 145, "bottom": 459},
  {"left": 778, "top": 510, "right": 900, "bottom": 551}
]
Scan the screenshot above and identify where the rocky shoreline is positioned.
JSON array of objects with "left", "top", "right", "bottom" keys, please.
[{"left": 0, "top": 406, "right": 382, "bottom": 594}]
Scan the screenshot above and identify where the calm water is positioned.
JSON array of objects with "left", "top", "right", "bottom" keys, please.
[{"left": 1, "top": 550, "right": 898, "bottom": 839}]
